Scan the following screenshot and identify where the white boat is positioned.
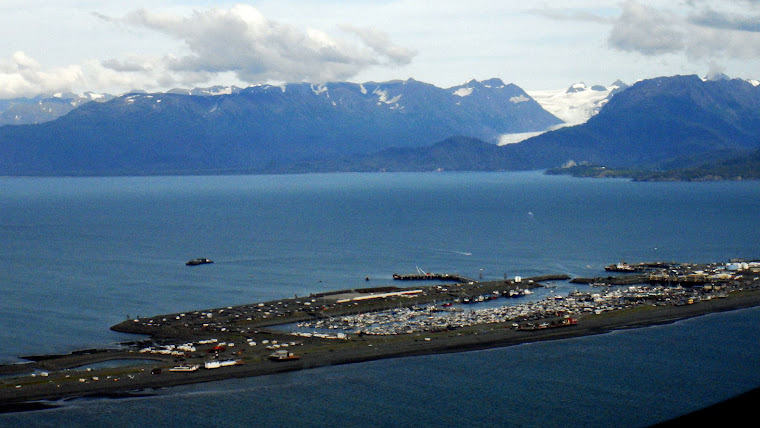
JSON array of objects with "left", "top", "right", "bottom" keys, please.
[
  {"left": 204, "top": 361, "right": 221, "bottom": 369},
  {"left": 169, "top": 364, "right": 200, "bottom": 372},
  {"left": 204, "top": 359, "right": 240, "bottom": 369}
]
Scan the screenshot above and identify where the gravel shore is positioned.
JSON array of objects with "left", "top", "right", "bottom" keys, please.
[{"left": 3, "top": 289, "right": 760, "bottom": 413}]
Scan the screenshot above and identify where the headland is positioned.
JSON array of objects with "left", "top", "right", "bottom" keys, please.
[{"left": 2, "top": 261, "right": 760, "bottom": 413}]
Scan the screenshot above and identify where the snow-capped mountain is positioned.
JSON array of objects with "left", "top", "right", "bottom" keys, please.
[
  {"left": 516, "top": 75, "right": 760, "bottom": 169},
  {"left": 0, "top": 78, "right": 562, "bottom": 176},
  {"left": 255, "top": 75, "right": 760, "bottom": 174},
  {"left": 167, "top": 85, "right": 245, "bottom": 96},
  {"left": 495, "top": 80, "right": 629, "bottom": 145},
  {"left": 527, "top": 75, "right": 759, "bottom": 129},
  {"left": 0, "top": 92, "right": 115, "bottom": 126},
  {"left": 526, "top": 80, "right": 628, "bottom": 126}
]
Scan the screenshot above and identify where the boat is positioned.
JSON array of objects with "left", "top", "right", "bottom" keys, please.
[
  {"left": 186, "top": 258, "right": 213, "bottom": 266},
  {"left": 268, "top": 350, "right": 301, "bottom": 361},
  {"left": 204, "top": 360, "right": 240, "bottom": 369},
  {"left": 169, "top": 364, "right": 200, "bottom": 372},
  {"left": 605, "top": 261, "right": 636, "bottom": 272},
  {"left": 204, "top": 361, "right": 221, "bottom": 369}
]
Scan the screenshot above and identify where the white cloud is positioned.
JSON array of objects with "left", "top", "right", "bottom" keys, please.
[
  {"left": 691, "top": 7, "right": 760, "bottom": 33},
  {"left": 101, "top": 4, "right": 416, "bottom": 84},
  {"left": 339, "top": 25, "right": 416, "bottom": 66},
  {"left": 509, "top": 95, "right": 530, "bottom": 103},
  {"left": 0, "top": 51, "right": 83, "bottom": 98},
  {"left": 608, "top": 2, "right": 685, "bottom": 55},
  {"left": 0, "top": 3, "right": 418, "bottom": 98},
  {"left": 527, "top": 8, "right": 614, "bottom": 25},
  {"left": 1, "top": 1, "right": 760, "bottom": 98},
  {"left": 608, "top": 0, "right": 760, "bottom": 60}
]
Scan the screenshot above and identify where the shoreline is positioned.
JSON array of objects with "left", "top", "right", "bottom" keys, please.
[{"left": 3, "top": 289, "right": 760, "bottom": 412}]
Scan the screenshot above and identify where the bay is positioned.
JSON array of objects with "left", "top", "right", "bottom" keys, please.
[{"left": 1, "top": 171, "right": 759, "bottom": 426}]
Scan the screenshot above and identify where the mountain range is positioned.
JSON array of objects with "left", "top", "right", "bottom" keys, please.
[
  {"left": 1, "top": 74, "right": 759, "bottom": 177},
  {"left": 514, "top": 75, "right": 760, "bottom": 169},
  {"left": 525, "top": 80, "right": 628, "bottom": 126},
  {"left": 270, "top": 75, "right": 760, "bottom": 175},
  {"left": 0, "top": 78, "right": 560, "bottom": 175},
  {"left": 0, "top": 92, "right": 114, "bottom": 126}
]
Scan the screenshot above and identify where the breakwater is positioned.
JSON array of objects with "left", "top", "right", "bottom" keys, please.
[{"left": 392, "top": 272, "right": 474, "bottom": 282}]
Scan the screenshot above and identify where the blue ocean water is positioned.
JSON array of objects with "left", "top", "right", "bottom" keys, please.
[{"left": 2, "top": 171, "right": 760, "bottom": 426}]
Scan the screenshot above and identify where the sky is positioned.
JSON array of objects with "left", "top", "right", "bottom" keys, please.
[{"left": 1, "top": 0, "right": 760, "bottom": 98}]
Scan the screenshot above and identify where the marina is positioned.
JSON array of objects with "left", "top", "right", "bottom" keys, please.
[{"left": 106, "top": 261, "right": 758, "bottom": 340}]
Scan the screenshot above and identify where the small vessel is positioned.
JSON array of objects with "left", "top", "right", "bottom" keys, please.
[
  {"left": 605, "top": 261, "right": 635, "bottom": 272},
  {"left": 268, "top": 350, "right": 301, "bottom": 361},
  {"left": 169, "top": 364, "right": 200, "bottom": 372},
  {"left": 186, "top": 258, "right": 213, "bottom": 266},
  {"left": 204, "top": 360, "right": 240, "bottom": 369}
]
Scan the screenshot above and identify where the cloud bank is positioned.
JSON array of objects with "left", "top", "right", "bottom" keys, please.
[
  {"left": 608, "top": 0, "right": 760, "bottom": 60},
  {"left": 2, "top": 1, "right": 760, "bottom": 99},
  {"left": 101, "top": 4, "right": 415, "bottom": 85},
  {"left": 1, "top": 4, "right": 415, "bottom": 98},
  {"left": 0, "top": 51, "right": 83, "bottom": 98}
]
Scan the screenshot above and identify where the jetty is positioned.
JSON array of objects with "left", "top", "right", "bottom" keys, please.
[
  {"left": 604, "top": 261, "right": 673, "bottom": 272},
  {"left": 392, "top": 266, "right": 475, "bottom": 283},
  {"left": 392, "top": 272, "right": 474, "bottom": 282}
]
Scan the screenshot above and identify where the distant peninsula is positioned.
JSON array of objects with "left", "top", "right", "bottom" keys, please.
[{"left": 546, "top": 148, "right": 760, "bottom": 182}]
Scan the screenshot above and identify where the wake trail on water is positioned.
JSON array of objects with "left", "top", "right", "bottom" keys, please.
[{"left": 431, "top": 249, "right": 472, "bottom": 256}]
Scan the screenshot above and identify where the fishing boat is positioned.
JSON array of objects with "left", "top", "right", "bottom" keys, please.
[{"left": 186, "top": 258, "right": 213, "bottom": 266}]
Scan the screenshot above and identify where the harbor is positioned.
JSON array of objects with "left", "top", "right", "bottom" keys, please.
[
  {"left": 106, "top": 260, "right": 758, "bottom": 339},
  {"left": 2, "top": 260, "right": 760, "bottom": 411}
]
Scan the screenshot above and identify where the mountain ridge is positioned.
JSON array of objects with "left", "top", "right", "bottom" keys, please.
[
  {"left": 2, "top": 74, "right": 760, "bottom": 177},
  {"left": 512, "top": 74, "right": 760, "bottom": 169},
  {"left": 0, "top": 78, "right": 561, "bottom": 176}
]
